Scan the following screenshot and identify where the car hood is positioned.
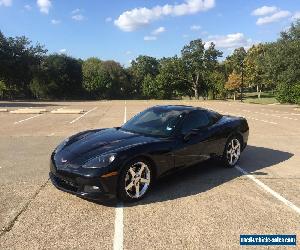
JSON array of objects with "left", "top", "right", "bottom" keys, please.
[{"left": 54, "top": 128, "right": 158, "bottom": 165}]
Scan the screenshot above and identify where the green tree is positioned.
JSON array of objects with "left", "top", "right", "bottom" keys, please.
[
  {"left": 0, "top": 31, "right": 10, "bottom": 82},
  {"left": 82, "top": 58, "right": 110, "bottom": 99},
  {"left": 244, "top": 44, "right": 267, "bottom": 98},
  {"left": 204, "top": 42, "right": 223, "bottom": 99},
  {"left": 102, "top": 60, "right": 129, "bottom": 98},
  {"left": 156, "top": 56, "right": 188, "bottom": 99},
  {"left": 269, "top": 20, "right": 300, "bottom": 104},
  {"left": 129, "top": 55, "right": 159, "bottom": 96},
  {"left": 225, "top": 47, "right": 247, "bottom": 75},
  {"left": 142, "top": 74, "right": 161, "bottom": 98},
  {"left": 181, "top": 40, "right": 222, "bottom": 99},
  {"left": 31, "top": 54, "right": 83, "bottom": 99},
  {"left": 207, "top": 68, "right": 226, "bottom": 99},
  {"left": 0, "top": 31, "right": 47, "bottom": 98},
  {"left": 181, "top": 39, "right": 206, "bottom": 99},
  {"left": 0, "top": 80, "right": 7, "bottom": 99}
]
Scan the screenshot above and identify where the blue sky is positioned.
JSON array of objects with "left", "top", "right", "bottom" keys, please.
[{"left": 0, "top": 0, "right": 299, "bottom": 66}]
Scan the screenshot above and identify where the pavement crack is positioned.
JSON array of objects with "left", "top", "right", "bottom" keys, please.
[{"left": 0, "top": 178, "right": 49, "bottom": 238}]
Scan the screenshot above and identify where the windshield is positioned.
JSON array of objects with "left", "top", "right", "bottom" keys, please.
[{"left": 121, "top": 107, "right": 184, "bottom": 137}]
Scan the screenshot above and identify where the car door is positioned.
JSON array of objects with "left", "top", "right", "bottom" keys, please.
[{"left": 173, "top": 110, "right": 216, "bottom": 168}]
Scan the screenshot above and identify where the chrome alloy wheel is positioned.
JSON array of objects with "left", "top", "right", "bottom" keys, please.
[
  {"left": 124, "top": 162, "right": 151, "bottom": 199},
  {"left": 226, "top": 138, "right": 241, "bottom": 166}
]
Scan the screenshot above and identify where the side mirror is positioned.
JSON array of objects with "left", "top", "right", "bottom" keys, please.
[{"left": 183, "top": 129, "right": 200, "bottom": 141}]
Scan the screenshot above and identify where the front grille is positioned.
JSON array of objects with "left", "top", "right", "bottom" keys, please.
[
  {"left": 52, "top": 174, "right": 78, "bottom": 192},
  {"left": 56, "top": 163, "right": 79, "bottom": 169}
]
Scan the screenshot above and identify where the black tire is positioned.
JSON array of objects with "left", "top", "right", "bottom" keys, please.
[
  {"left": 117, "top": 158, "right": 153, "bottom": 202},
  {"left": 222, "top": 136, "right": 242, "bottom": 168}
]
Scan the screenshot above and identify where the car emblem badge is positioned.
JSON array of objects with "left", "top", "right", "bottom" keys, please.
[{"left": 61, "top": 158, "right": 67, "bottom": 163}]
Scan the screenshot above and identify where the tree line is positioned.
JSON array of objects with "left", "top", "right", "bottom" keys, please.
[{"left": 0, "top": 20, "right": 299, "bottom": 104}]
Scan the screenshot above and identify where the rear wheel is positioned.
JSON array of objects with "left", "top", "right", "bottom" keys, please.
[
  {"left": 117, "top": 159, "right": 153, "bottom": 202},
  {"left": 222, "top": 136, "right": 241, "bottom": 167}
]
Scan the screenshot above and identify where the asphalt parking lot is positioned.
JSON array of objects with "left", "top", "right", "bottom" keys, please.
[{"left": 0, "top": 100, "right": 299, "bottom": 249}]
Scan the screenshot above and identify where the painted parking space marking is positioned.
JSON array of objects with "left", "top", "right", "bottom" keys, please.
[
  {"left": 14, "top": 114, "right": 43, "bottom": 124},
  {"left": 69, "top": 107, "right": 97, "bottom": 124},
  {"left": 113, "top": 204, "right": 124, "bottom": 250},
  {"left": 262, "top": 108, "right": 300, "bottom": 116},
  {"left": 216, "top": 110, "right": 278, "bottom": 125},
  {"left": 246, "top": 116, "right": 278, "bottom": 125},
  {"left": 113, "top": 100, "right": 126, "bottom": 250},
  {"left": 235, "top": 165, "right": 300, "bottom": 215},
  {"left": 242, "top": 109, "right": 298, "bottom": 121}
]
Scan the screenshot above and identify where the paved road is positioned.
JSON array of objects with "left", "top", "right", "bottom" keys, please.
[{"left": 0, "top": 100, "right": 299, "bottom": 249}]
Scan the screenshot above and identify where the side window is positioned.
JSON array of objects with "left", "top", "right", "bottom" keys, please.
[
  {"left": 207, "top": 111, "right": 221, "bottom": 124},
  {"left": 181, "top": 111, "right": 210, "bottom": 134}
]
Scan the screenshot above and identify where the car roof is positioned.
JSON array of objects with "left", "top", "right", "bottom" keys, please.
[{"left": 152, "top": 105, "right": 206, "bottom": 112}]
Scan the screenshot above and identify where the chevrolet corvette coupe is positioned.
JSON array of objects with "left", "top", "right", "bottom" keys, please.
[{"left": 50, "top": 105, "right": 249, "bottom": 202}]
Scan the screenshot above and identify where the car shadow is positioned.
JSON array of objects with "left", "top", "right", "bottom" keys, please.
[{"left": 92, "top": 145, "right": 293, "bottom": 207}]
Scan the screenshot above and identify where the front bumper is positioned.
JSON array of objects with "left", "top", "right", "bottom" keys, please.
[{"left": 49, "top": 158, "right": 119, "bottom": 200}]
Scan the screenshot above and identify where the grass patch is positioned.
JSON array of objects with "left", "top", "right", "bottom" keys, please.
[
  {"left": 243, "top": 91, "right": 277, "bottom": 104},
  {"left": 243, "top": 96, "right": 277, "bottom": 105}
]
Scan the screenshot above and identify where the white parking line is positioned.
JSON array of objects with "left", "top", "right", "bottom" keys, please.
[
  {"left": 69, "top": 107, "right": 97, "bottom": 124},
  {"left": 216, "top": 110, "right": 278, "bottom": 125},
  {"left": 14, "top": 114, "right": 43, "bottom": 124},
  {"left": 235, "top": 165, "right": 300, "bottom": 215},
  {"left": 113, "top": 204, "right": 124, "bottom": 250},
  {"left": 113, "top": 101, "right": 126, "bottom": 250},
  {"left": 267, "top": 103, "right": 280, "bottom": 105},
  {"left": 242, "top": 109, "right": 298, "bottom": 121},
  {"left": 247, "top": 116, "right": 278, "bottom": 125},
  {"left": 262, "top": 109, "right": 300, "bottom": 116}
]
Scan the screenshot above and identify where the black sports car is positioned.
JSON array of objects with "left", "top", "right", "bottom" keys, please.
[{"left": 50, "top": 105, "right": 249, "bottom": 202}]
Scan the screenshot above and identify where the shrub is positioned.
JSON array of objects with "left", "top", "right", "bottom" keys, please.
[
  {"left": 0, "top": 80, "right": 7, "bottom": 99},
  {"left": 276, "top": 82, "right": 300, "bottom": 104}
]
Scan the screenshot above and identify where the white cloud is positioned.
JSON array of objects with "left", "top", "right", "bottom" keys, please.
[
  {"left": 72, "top": 14, "right": 85, "bottom": 21},
  {"left": 144, "top": 36, "right": 157, "bottom": 41},
  {"left": 190, "top": 25, "right": 201, "bottom": 30},
  {"left": 252, "top": 6, "right": 278, "bottom": 16},
  {"left": 24, "top": 4, "right": 32, "bottom": 10},
  {"left": 292, "top": 11, "right": 300, "bottom": 20},
  {"left": 59, "top": 49, "right": 67, "bottom": 53},
  {"left": 201, "top": 30, "right": 208, "bottom": 35},
  {"left": 105, "top": 17, "right": 112, "bottom": 22},
  {"left": 37, "top": 0, "right": 51, "bottom": 14},
  {"left": 152, "top": 26, "right": 166, "bottom": 35},
  {"left": 0, "top": 0, "right": 12, "bottom": 7},
  {"left": 256, "top": 10, "right": 291, "bottom": 25},
  {"left": 205, "top": 33, "right": 253, "bottom": 50},
  {"left": 51, "top": 19, "right": 61, "bottom": 25},
  {"left": 114, "top": 0, "right": 215, "bottom": 32},
  {"left": 71, "top": 8, "right": 81, "bottom": 14},
  {"left": 71, "top": 9, "right": 85, "bottom": 21}
]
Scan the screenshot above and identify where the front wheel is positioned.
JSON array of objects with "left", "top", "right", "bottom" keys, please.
[
  {"left": 117, "top": 159, "right": 153, "bottom": 202},
  {"left": 222, "top": 137, "right": 241, "bottom": 168}
]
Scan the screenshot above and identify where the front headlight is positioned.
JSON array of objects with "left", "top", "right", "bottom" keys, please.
[
  {"left": 82, "top": 153, "right": 116, "bottom": 169},
  {"left": 55, "top": 137, "right": 69, "bottom": 153}
]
